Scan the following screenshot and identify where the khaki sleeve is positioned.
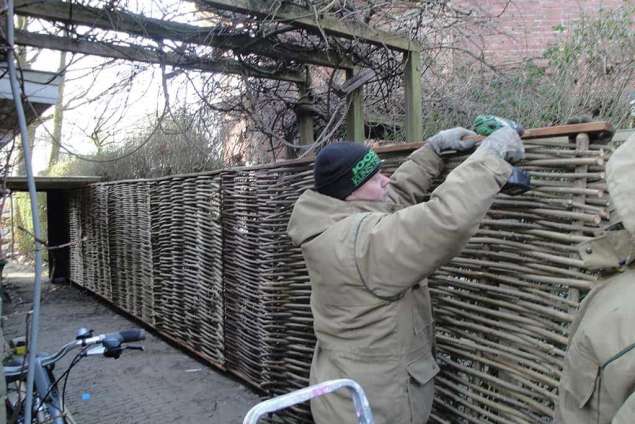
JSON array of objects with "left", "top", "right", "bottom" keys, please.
[
  {"left": 385, "top": 144, "right": 445, "bottom": 206},
  {"left": 612, "top": 391, "right": 635, "bottom": 424},
  {"left": 605, "top": 331, "right": 635, "bottom": 424},
  {"left": 355, "top": 151, "right": 512, "bottom": 297}
]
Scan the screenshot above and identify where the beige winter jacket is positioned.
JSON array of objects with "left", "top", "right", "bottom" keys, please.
[
  {"left": 557, "top": 135, "right": 635, "bottom": 424},
  {"left": 288, "top": 144, "right": 512, "bottom": 424}
]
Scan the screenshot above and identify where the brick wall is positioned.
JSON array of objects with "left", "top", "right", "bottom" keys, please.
[{"left": 453, "top": 0, "right": 627, "bottom": 66}]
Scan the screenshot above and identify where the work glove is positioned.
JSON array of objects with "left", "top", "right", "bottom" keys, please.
[
  {"left": 471, "top": 127, "right": 524, "bottom": 163},
  {"left": 474, "top": 115, "right": 525, "bottom": 137},
  {"left": 427, "top": 127, "right": 477, "bottom": 155}
]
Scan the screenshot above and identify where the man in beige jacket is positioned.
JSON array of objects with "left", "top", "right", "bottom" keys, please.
[
  {"left": 556, "top": 134, "right": 635, "bottom": 424},
  {"left": 287, "top": 126, "right": 524, "bottom": 424}
]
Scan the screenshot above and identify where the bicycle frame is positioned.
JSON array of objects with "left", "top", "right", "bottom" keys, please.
[
  {"left": 32, "top": 357, "right": 65, "bottom": 424},
  {"left": 5, "top": 356, "right": 67, "bottom": 424}
]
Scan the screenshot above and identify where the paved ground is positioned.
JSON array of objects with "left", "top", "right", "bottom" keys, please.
[{"left": 2, "top": 262, "right": 261, "bottom": 424}]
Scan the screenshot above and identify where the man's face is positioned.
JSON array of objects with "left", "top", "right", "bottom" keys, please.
[{"left": 345, "top": 171, "right": 390, "bottom": 201}]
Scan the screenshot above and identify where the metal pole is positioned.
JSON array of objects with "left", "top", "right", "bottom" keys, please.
[
  {"left": 5, "top": 1, "right": 45, "bottom": 422},
  {"left": 10, "top": 192, "right": 15, "bottom": 256}
]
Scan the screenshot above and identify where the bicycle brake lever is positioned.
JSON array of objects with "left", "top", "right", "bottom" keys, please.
[
  {"left": 84, "top": 345, "right": 106, "bottom": 356},
  {"left": 125, "top": 345, "right": 144, "bottom": 352}
]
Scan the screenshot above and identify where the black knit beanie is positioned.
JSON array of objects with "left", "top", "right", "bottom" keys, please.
[{"left": 314, "top": 143, "right": 382, "bottom": 200}]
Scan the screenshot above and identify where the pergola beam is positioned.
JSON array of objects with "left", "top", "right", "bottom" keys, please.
[
  {"left": 14, "top": 30, "right": 307, "bottom": 83},
  {"left": 13, "top": 0, "right": 353, "bottom": 69},
  {"left": 14, "top": 0, "right": 212, "bottom": 43},
  {"left": 198, "top": 0, "right": 417, "bottom": 52}
]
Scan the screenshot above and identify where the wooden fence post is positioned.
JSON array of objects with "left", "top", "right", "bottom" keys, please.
[
  {"left": 405, "top": 50, "right": 422, "bottom": 143},
  {"left": 293, "top": 82, "right": 315, "bottom": 158},
  {"left": 346, "top": 68, "right": 364, "bottom": 142}
]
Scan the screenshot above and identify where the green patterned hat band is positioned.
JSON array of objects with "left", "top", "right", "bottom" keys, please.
[{"left": 352, "top": 150, "right": 381, "bottom": 186}]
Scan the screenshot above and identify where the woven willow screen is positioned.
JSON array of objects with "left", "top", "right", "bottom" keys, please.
[{"left": 68, "top": 126, "right": 613, "bottom": 423}]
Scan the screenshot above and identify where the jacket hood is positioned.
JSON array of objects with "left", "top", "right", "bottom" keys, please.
[
  {"left": 606, "top": 134, "right": 635, "bottom": 236},
  {"left": 287, "top": 190, "right": 355, "bottom": 246},
  {"left": 578, "top": 134, "right": 635, "bottom": 270}
]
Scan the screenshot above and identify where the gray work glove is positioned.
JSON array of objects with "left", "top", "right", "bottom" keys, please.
[
  {"left": 427, "top": 127, "right": 478, "bottom": 155},
  {"left": 470, "top": 126, "right": 524, "bottom": 163}
]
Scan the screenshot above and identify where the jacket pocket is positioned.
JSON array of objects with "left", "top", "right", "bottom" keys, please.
[
  {"left": 562, "top": 342, "right": 599, "bottom": 408},
  {"left": 406, "top": 357, "right": 439, "bottom": 424}
]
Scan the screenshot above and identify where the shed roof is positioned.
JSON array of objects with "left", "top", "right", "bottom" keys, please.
[
  {"left": 5, "top": 176, "right": 102, "bottom": 191},
  {"left": 0, "top": 65, "right": 63, "bottom": 145}
]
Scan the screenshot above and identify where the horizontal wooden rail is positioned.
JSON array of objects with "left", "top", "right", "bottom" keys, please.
[{"left": 374, "top": 122, "right": 614, "bottom": 154}]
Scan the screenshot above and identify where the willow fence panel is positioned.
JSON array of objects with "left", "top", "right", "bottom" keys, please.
[{"left": 67, "top": 127, "right": 614, "bottom": 423}]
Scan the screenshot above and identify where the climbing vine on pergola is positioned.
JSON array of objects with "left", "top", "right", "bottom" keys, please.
[{"left": 7, "top": 0, "right": 469, "bottom": 158}]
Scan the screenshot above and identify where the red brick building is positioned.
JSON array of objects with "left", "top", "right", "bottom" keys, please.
[{"left": 454, "top": 0, "right": 628, "bottom": 66}]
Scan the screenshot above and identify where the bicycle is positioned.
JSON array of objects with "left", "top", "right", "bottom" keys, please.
[{"left": 4, "top": 328, "right": 146, "bottom": 423}]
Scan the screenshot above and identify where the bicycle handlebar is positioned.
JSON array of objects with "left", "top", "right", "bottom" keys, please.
[{"left": 3, "top": 329, "right": 145, "bottom": 378}]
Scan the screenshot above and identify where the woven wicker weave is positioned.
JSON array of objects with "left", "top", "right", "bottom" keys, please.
[{"left": 67, "top": 126, "right": 614, "bottom": 423}]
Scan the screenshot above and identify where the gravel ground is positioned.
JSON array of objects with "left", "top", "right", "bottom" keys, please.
[{"left": 2, "top": 262, "right": 261, "bottom": 424}]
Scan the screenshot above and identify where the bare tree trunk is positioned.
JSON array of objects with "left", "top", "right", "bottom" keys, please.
[
  {"left": 48, "top": 49, "right": 67, "bottom": 170},
  {"left": 15, "top": 125, "right": 37, "bottom": 176},
  {"left": 13, "top": 15, "right": 37, "bottom": 176},
  {"left": 15, "top": 16, "right": 29, "bottom": 66}
]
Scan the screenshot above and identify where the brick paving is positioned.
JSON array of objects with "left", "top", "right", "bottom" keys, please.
[{"left": 2, "top": 263, "right": 261, "bottom": 424}]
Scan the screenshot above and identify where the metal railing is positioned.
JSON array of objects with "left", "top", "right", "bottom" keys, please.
[{"left": 243, "top": 379, "right": 374, "bottom": 424}]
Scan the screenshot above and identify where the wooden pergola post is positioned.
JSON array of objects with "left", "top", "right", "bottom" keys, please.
[
  {"left": 291, "top": 82, "right": 315, "bottom": 158},
  {"left": 297, "top": 88, "right": 315, "bottom": 147},
  {"left": 405, "top": 50, "right": 422, "bottom": 142},
  {"left": 346, "top": 68, "right": 364, "bottom": 142}
]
